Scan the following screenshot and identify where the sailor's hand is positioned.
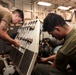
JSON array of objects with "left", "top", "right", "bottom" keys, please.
[{"left": 14, "top": 40, "right": 20, "bottom": 47}]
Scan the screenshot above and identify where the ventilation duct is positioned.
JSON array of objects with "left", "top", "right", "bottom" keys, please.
[{"left": 0, "top": 0, "right": 13, "bottom": 9}]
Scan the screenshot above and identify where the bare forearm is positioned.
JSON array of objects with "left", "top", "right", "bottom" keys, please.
[
  {"left": 47, "top": 54, "right": 56, "bottom": 61},
  {"left": 0, "top": 31, "right": 20, "bottom": 47},
  {"left": 0, "top": 31, "right": 15, "bottom": 45},
  {"left": 0, "top": 20, "right": 20, "bottom": 47}
]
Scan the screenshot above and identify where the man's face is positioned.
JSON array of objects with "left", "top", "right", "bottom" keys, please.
[
  {"left": 48, "top": 26, "right": 64, "bottom": 40},
  {"left": 12, "top": 13, "right": 22, "bottom": 24}
]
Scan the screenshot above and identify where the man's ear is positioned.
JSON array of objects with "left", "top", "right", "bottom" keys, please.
[
  {"left": 16, "top": 13, "right": 19, "bottom": 17},
  {"left": 15, "top": 14, "right": 18, "bottom": 17},
  {"left": 54, "top": 26, "right": 61, "bottom": 33},
  {"left": 14, "top": 13, "right": 18, "bottom": 18}
]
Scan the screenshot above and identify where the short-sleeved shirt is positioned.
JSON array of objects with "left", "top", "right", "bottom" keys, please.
[
  {"left": 0, "top": 7, "right": 12, "bottom": 25},
  {"left": 54, "top": 29, "right": 76, "bottom": 74}
]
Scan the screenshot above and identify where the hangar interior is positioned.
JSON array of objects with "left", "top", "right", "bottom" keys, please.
[{"left": 0, "top": 0, "right": 76, "bottom": 75}]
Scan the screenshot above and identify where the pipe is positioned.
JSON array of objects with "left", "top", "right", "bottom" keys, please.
[{"left": 0, "top": 0, "right": 13, "bottom": 9}]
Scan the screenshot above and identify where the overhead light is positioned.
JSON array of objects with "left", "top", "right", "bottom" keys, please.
[
  {"left": 58, "top": 6, "right": 72, "bottom": 10},
  {"left": 70, "top": 9, "right": 76, "bottom": 12},
  {"left": 37, "top": 1, "right": 52, "bottom": 6}
]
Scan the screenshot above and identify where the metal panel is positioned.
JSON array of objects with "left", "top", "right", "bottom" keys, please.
[{"left": 19, "top": 49, "right": 34, "bottom": 75}]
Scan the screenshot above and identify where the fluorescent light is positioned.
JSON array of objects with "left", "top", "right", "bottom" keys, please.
[
  {"left": 37, "top": 1, "right": 52, "bottom": 6},
  {"left": 70, "top": 9, "right": 76, "bottom": 12},
  {"left": 58, "top": 6, "right": 72, "bottom": 10}
]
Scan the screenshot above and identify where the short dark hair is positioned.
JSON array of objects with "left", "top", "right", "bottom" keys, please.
[
  {"left": 43, "top": 13, "right": 66, "bottom": 32},
  {"left": 12, "top": 9, "right": 24, "bottom": 21}
]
